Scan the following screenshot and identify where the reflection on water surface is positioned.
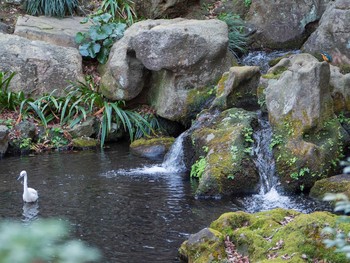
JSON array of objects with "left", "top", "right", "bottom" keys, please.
[{"left": 0, "top": 143, "right": 241, "bottom": 262}]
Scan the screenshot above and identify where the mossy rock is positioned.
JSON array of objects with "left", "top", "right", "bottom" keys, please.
[
  {"left": 178, "top": 228, "right": 225, "bottom": 263},
  {"left": 180, "top": 208, "right": 350, "bottom": 262},
  {"left": 310, "top": 174, "right": 350, "bottom": 200},
  {"left": 129, "top": 137, "right": 175, "bottom": 159},
  {"left": 191, "top": 108, "right": 259, "bottom": 197},
  {"left": 72, "top": 137, "right": 98, "bottom": 149},
  {"left": 272, "top": 118, "right": 348, "bottom": 192}
]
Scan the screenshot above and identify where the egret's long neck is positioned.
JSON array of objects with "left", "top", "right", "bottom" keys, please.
[{"left": 23, "top": 174, "right": 28, "bottom": 191}]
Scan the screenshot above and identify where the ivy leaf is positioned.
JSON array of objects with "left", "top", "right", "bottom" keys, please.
[
  {"left": 103, "top": 38, "right": 114, "bottom": 49},
  {"left": 89, "top": 24, "right": 113, "bottom": 41},
  {"left": 110, "top": 23, "right": 126, "bottom": 39},
  {"left": 79, "top": 42, "right": 101, "bottom": 58},
  {"left": 75, "top": 32, "right": 86, "bottom": 44},
  {"left": 97, "top": 46, "right": 110, "bottom": 64}
]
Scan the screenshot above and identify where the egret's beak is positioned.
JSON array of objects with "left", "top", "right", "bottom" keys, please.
[{"left": 17, "top": 175, "right": 22, "bottom": 181}]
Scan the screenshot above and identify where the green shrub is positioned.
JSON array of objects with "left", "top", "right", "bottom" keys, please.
[
  {"left": 190, "top": 157, "right": 207, "bottom": 179},
  {"left": 99, "top": 0, "right": 137, "bottom": 25},
  {"left": 0, "top": 71, "right": 24, "bottom": 112},
  {"left": 76, "top": 13, "right": 126, "bottom": 64},
  {"left": 322, "top": 157, "right": 350, "bottom": 259},
  {"left": 218, "top": 13, "right": 248, "bottom": 57},
  {"left": 0, "top": 219, "right": 101, "bottom": 263},
  {"left": 20, "top": 79, "right": 156, "bottom": 148},
  {"left": 24, "top": 0, "right": 78, "bottom": 17}
]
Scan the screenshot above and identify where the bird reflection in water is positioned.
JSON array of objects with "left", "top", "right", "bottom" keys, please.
[{"left": 22, "top": 202, "right": 39, "bottom": 223}]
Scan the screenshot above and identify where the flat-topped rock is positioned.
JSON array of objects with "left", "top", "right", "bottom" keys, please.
[
  {"left": 14, "top": 15, "right": 92, "bottom": 48},
  {"left": 0, "top": 33, "right": 84, "bottom": 96}
]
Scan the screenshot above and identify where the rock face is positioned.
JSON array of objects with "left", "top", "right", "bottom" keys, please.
[
  {"left": 265, "top": 53, "right": 349, "bottom": 192},
  {"left": 14, "top": 15, "right": 92, "bottom": 48},
  {"left": 180, "top": 208, "right": 350, "bottom": 262},
  {"left": 135, "top": 0, "right": 198, "bottom": 19},
  {"left": 99, "top": 18, "right": 234, "bottom": 125},
  {"left": 302, "top": 0, "right": 350, "bottom": 61},
  {"left": 185, "top": 108, "right": 259, "bottom": 198},
  {"left": 330, "top": 65, "right": 350, "bottom": 113},
  {"left": 211, "top": 66, "right": 261, "bottom": 111},
  {"left": 0, "top": 125, "right": 9, "bottom": 158},
  {"left": 0, "top": 33, "right": 84, "bottom": 96},
  {"left": 246, "top": 0, "right": 330, "bottom": 49},
  {"left": 0, "top": 21, "right": 10, "bottom": 33}
]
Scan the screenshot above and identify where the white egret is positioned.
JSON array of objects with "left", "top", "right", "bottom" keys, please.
[{"left": 17, "top": 170, "right": 38, "bottom": 202}]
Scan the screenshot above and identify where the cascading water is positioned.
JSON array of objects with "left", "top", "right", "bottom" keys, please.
[
  {"left": 239, "top": 111, "right": 310, "bottom": 212},
  {"left": 253, "top": 111, "right": 277, "bottom": 194},
  {"left": 161, "top": 132, "right": 186, "bottom": 173},
  {"left": 240, "top": 50, "right": 300, "bottom": 73}
]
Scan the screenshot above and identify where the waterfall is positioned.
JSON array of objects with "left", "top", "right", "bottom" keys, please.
[
  {"left": 239, "top": 111, "right": 296, "bottom": 212},
  {"left": 252, "top": 111, "right": 277, "bottom": 194},
  {"left": 161, "top": 132, "right": 186, "bottom": 173}
]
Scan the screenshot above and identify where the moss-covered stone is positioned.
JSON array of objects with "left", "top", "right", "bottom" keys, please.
[
  {"left": 180, "top": 208, "right": 350, "bottom": 263},
  {"left": 72, "top": 137, "right": 98, "bottom": 149},
  {"left": 310, "top": 174, "right": 350, "bottom": 200},
  {"left": 179, "top": 228, "right": 225, "bottom": 263},
  {"left": 129, "top": 137, "right": 175, "bottom": 159},
  {"left": 272, "top": 118, "right": 348, "bottom": 192},
  {"left": 191, "top": 108, "right": 259, "bottom": 197},
  {"left": 185, "top": 86, "right": 216, "bottom": 124},
  {"left": 212, "top": 66, "right": 261, "bottom": 111}
]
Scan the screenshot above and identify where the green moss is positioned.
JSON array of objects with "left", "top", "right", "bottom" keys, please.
[
  {"left": 192, "top": 108, "right": 259, "bottom": 196},
  {"left": 185, "top": 86, "right": 216, "bottom": 122},
  {"left": 216, "top": 72, "right": 229, "bottom": 97},
  {"left": 130, "top": 137, "right": 175, "bottom": 149},
  {"left": 72, "top": 137, "right": 98, "bottom": 148},
  {"left": 310, "top": 175, "right": 350, "bottom": 199},
  {"left": 340, "top": 64, "right": 350, "bottom": 74},
  {"left": 207, "top": 208, "right": 350, "bottom": 262},
  {"left": 179, "top": 228, "right": 225, "bottom": 263}
]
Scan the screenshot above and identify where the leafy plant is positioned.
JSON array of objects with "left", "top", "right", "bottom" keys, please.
[
  {"left": 243, "top": 0, "right": 252, "bottom": 8},
  {"left": 269, "top": 134, "right": 283, "bottom": 149},
  {"left": 24, "top": 0, "right": 78, "bottom": 17},
  {"left": 218, "top": 13, "right": 248, "bottom": 57},
  {"left": 76, "top": 13, "right": 126, "bottom": 64},
  {"left": 290, "top": 167, "right": 310, "bottom": 180},
  {"left": 0, "top": 219, "right": 101, "bottom": 263},
  {"left": 20, "top": 80, "right": 155, "bottom": 148},
  {"left": 323, "top": 193, "right": 350, "bottom": 259},
  {"left": 99, "top": 0, "right": 137, "bottom": 25},
  {"left": 190, "top": 157, "right": 207, "bottom": 179},
  {"left": 0, "top": 71, "right": 25, "bottom": 112}
]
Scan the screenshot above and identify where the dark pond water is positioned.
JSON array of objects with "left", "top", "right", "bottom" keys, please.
[
  {"left": 0, "top": 143, "right": 243, "bottom": 262},
  {"left": 0, "top": 141, "right": 330, "bottom": 262}
]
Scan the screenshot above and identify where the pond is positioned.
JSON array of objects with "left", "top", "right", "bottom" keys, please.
[
  {"left": 0, "top": 143, "right": 241, "bottom": 262},
  {"left": 0, "top": 141, "right": 328, "bottom": 262}
]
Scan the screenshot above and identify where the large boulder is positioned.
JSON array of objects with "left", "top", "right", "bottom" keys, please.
[
  {"left": 185, "top": 108, "right": 259, "bottom": 198},
  {"left": 0, "top": 33, "right": 84, "bottom": 96},
  {"left": 14, "top": 15, "right": 92, "bottom": 48},
  {"left": 302, "top": 0, "right": 350, "bottom": 61},
  {"left": 99, "top": 18, "right": 234, "bottom": 125},
  {"left": 246, "top": 0, "right": 330, "bottom": 49},
  {"left": 265, "top": 53, "right": 349, "bottom": 192},
  {"left": 180, "top": 208, "right": 350, "bottom": 262}
]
